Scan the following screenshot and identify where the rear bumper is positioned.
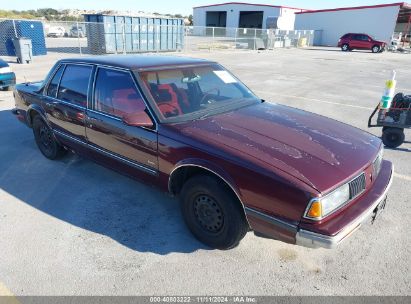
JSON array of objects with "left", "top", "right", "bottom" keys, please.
[
  {"left": 296, "top": 160, "right": 393, "bottom": 249},
  {"left": 0, "top": 72, "right": 16, "bottom": 88}
]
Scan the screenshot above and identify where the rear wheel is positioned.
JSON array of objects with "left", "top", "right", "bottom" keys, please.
[
  {"left": 372, "top": 45, "right": 381, "bottom": 53},
  {"left": 341, "top": 44, "right": 349, "bottom": 51},
  {"left": 32, "top": 116, "right": 66, "bottom": 159},
  {"left": 382, "top": 127, "right": 405, "bottom": 148},
  {"left": 180, "top": 175, "right": 248, "bottom": 249}
]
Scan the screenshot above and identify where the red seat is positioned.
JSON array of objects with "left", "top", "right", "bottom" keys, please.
[{"left": 156, "top": 84, "right": 183, "bottom": 116}]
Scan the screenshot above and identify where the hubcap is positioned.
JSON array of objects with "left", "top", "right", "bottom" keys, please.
[
  {"left": 389, "top": 134, "right": 398, "bottom": 141},
  {"left": 193, "top": 195, "right": 224, "bottom": 233},
  {"left": 39, "top": 125, "right": 53, "bottom": 153}
]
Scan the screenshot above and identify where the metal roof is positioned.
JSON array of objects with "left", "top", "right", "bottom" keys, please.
[
  {"left": 193, "top": 2, "right": 305, "bottom": 11},
  {"left": 296, "top": 2, "right": 408, "bottom": 14}
]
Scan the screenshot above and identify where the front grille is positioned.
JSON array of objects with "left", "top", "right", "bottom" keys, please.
[{"left": 349, "top": 173, "right": 366, "bottom": 199}]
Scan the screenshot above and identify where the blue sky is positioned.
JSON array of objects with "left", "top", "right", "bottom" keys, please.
[{"left": 2, "top": 1, "right": 401, "bottom": 16}]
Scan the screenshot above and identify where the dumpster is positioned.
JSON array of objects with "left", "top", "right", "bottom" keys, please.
[
  {"left": 13, "top": 37, "right": 32, "bottom": 64},
  {"left": 83, "top": 14, "right": 184, "bottom": 54}
]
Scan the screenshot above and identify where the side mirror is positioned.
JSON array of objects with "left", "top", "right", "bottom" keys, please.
[{"left": 122, "top": 110, "right": 154, "bottom": 128}]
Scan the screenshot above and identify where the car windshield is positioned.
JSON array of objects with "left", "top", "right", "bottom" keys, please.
[{"left": 137, "top": 64, "right": 260, "bottom": 123}]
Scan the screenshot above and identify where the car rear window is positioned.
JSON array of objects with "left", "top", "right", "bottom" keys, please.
[{"left": 57, "top": 64, "right": 92, "bottom": 107}]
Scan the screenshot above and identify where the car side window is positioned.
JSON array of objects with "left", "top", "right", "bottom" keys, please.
[
  {"left": 46, "top": 65, "right": 64, "bottom": 98},
  {"left": 93, "top": 68, "right": 146, "bottom": 117},
  {"left": 57, "top": 64, "right": 92, "bottom": 107}
]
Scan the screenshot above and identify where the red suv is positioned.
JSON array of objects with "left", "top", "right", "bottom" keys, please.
[{"left": 338, "top": 33, "right": 386, "bottom": 53}]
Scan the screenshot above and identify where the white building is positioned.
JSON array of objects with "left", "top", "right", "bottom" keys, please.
[
  {"left": 192, "top": 2, "right": 411, "bottom": 46},
  {"left": 193, "top": 2, "right": 304, "bottom": 30},
  {"left": 294, "top": 3, "right": 411, "bottom": 46}
]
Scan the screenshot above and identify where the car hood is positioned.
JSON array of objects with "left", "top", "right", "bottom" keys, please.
[{"left": 169, "top": 102, "right": 381, "bottom": 193}]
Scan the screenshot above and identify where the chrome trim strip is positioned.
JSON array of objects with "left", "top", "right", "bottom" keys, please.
[
  {"left": 54, "top": 129, "right": 157, "bottom": 176},
  {"left": 54, "top": 129, "right": 85, "bottom": 145},
  {"left": 296, "top": 165, "right": 394, "bottom": 249},
  {"left": 303, "top": 170, "right": 368, "bottom": 221},
  {"left": 244, "top": 207, "right": 298, "bottom": 233},
  {"left": 168, "top": 164, "right": 250, "bottom": 226}
]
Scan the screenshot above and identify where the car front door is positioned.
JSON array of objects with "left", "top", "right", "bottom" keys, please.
[
  {"left": 350, "top": 34, "right": 362, "bottom": 49},
  {"left": 356, "top": 34, "right": 370, "bottom": 49},
  {"left": 85, "top": 66, "right": 158, "bottom": 175},
  {"left": 43, "top": 63, "right": 92, "bottom": 143}
]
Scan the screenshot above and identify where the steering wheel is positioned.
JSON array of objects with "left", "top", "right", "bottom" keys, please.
[
  {"left": 200, "top": 88, "right": 221, "bottom": 105},
  {"left": 158, "top": 103, "right": 181, "bottom": 117}
]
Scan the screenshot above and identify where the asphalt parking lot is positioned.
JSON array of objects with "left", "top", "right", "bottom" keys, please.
[{"left": 0, "top": 47, "right": 410, "bottom": 296}]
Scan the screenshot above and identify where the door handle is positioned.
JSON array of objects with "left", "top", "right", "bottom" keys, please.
[
  {"left": 86, "top": 116, "right": 101, "bottom": 128},
  {"left": 45, "top": 101, "right": 59, "bottom": 108}
]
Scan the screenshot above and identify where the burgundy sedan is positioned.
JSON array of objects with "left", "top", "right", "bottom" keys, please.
[{"left": 12, "top": 55, "right": 393, "bottom": 249}]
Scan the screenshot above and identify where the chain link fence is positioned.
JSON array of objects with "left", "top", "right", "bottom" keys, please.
[
  {"left": 0, "top": 18, "right": 314, "bottom": 60},
  {"left": 184, "top": 26, "right": 314, "bottom": 51}
]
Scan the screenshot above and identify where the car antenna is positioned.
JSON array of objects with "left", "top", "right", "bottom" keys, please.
[{"left": 24, "top": 76, "right": 30, "bottom": 85}]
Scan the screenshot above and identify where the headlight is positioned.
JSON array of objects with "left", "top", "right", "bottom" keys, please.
[
  {"left": 0, "top": 66, "right": 11, "bottom": 74},
  {"left": 305, "top": 183, "right": 350, "bottom": 220}
]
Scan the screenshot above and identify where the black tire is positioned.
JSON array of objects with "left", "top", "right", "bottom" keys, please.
[
  {"left": 180, "top": 175, "right": 248, "bottom": 249},
  {"left": 32, "top": 116, "right": 66, "bottom": 159},
  {"left": 1, "top": 86, "right": 12, "bottom": 91},
  {"left": 341, "top": 44, "right": 349, "bottom": 51},
  {"left": 382, "top": 127, "right": 405, "bottom": 148},
  {"left": 372, "top": 45, "right": 380, "bottom": 53}
]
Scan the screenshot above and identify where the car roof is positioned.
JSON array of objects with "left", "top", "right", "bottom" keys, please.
[
  {"left": 344, "top": 33, "right": 369, "bottom": 36},
  {"left": 59, "top": 55, "right": 214, "bottom": 70}
]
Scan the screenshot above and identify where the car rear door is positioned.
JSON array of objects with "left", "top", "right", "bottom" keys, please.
[
  {"left": 43, "top": 63, "right": 92, "bottom": 144},
  {"left": 85, "top": 66, "right": 158, "bottom": 175}
]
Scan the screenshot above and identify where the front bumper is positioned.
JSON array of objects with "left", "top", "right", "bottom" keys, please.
[{"left": 296, "top": 160, "right": 393, "bottom": 249}]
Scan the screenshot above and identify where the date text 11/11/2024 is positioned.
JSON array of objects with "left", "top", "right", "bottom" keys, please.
[{"left": 149, "top": 296, "right": 257, "bottom": 303}]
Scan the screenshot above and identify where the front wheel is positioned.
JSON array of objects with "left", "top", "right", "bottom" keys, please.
[
  {"left": 180, "top": 175, "right": 248, "bottom": 249},
  {"left": 382, "top": 127, "right": 405, "bottom": 148},
  {"left": 33, "top": 116, "right": 67, "bottom": 159},
  {"left": 341, "top": 44, "right": 349, "bottom": 51},
  {"left": 372, "top": 45, "right": 381, "bottom": 53}
]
